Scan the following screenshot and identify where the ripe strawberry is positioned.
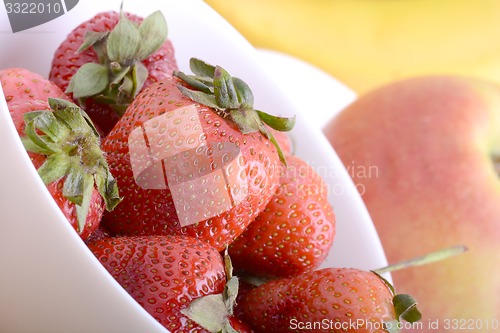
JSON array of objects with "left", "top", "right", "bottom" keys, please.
[
  {"left": 233, "top": 280, "right": 256, "bottom": 323},
  {"left": 49, "top": 10, "right": 178, "bottom": 135},
  {"left": 1, "top": 67, "right": 121, "bottom": 240},
  {"left": 87, "top": 235, "right": 226, "bottom": 332},
  {"left": 84, "top": 223, "right": 112, "bottom": 245},
  {"left": 269, "top": 127, "right": 293, "bottom": 155},
  {"left": 1, "top": 68, "right": 68, "bottom": 133},
  {"left": 241, "top": 268, "right": 421, "bottom": 333},
  {"left": 229, "top": 155, "right": 335, "bottom": 278},
  {"left": 101, "top": 58, "right": 295, "bottom": 251},
  {"left": 228, "top": 316, "right": 254, "bottom": 333}
]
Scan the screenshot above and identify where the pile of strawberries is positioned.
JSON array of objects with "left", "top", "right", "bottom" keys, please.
[{"left": 0, "top": 8, "right": 421, "bottom": 333}]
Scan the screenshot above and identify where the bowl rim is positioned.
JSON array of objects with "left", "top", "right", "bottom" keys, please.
[{"left": 0, "top": 1, "right": 388, "bottom": 332}]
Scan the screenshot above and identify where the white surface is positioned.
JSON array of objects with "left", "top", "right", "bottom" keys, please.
[
  {"left": 256, "top": 49, "right": 357, "bottom": 128},
  {"left": 0, "top": 1, "right": 388, "bottom": 332}
]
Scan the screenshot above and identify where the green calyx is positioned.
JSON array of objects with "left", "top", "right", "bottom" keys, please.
[
  {"left": 181, "top": 249, "right": 240, "bottom": 333},
  {"left": 372, "top": 245, "right": 469, "bottom": 332},
  {"left": 369, "top": 271, "right": 421, "bottom": 333},
  {"left": 174, "top": 58, "right": 296, "bottom": 165},
  {"left": 66, "top": 10, "right": 168, "bottom": 116},
  {"left": 22, "top": 98, "right": 122, "bottom": 234}
]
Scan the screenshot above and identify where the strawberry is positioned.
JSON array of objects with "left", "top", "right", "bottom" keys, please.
[
  {"left": 49, "top": 10, "right": 178, "bottom": 135},
  {"left": 179, "top": 248, "right": 253, "bottom": 333},
  {"left": 101, "top": 58, "right": 295, "bottom": 251},
  {"left": 229, "top": 155, "right": 335, "bottom": 278},
  {"left": 228, "top": 316, "right": 255, "bottom": 333},
  {"left": 0, "top": 67, "right": 121, "bottom": 240},
  {"left": 84, "top": 223, "right": 112, "bottom": 245},
  {"left": 1, "top": 68, "right": 69, "bottom": 133},
  {"left": 241, "top": 268, "right": 421, "bottom": 333},
  {"left": 233, "top": 280, "right": 256, "bottom": 323},
  {"left": 269, "top": 127, "right": 293, "bottom": 155},
  {"left": 87, "top": 235, "right": 226, "bottom": 333}
]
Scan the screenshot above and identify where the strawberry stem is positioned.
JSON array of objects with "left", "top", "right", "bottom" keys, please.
[
  {"left": 66, "top": 10, "right": 168, "bottom": 116},
  {"left": 373, "top": 245, "right": 468, "bottom": 275},
  {"left": 22, "top": 98, "right": 122, "bottom": 233},
  {"left": 174, "top": 58, "right": 296, "bottom": 165},
  {"left": 181, "top": 250, "right": 241, "bottom": 333},
  {"left": 373, "top": 245, "right": 468, "bottom": 329}
]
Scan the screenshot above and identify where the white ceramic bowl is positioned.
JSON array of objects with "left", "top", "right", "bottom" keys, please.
[
  {"left": 0, "top": 1, "right": 388, "bottom": 332},
  {"left": 256, "top": 49, "right": 358, "bottom": 129}
]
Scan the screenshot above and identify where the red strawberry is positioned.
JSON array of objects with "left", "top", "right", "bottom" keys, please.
[
  {"left": 241, "top": 268, "right": 421, "bottom": 333},
  {"left": 87, "top": 235, "right": 226, "bottom": 332},
  {"left": 49, "top": 10, "right": 178, "bottom": 135},
  {"left": 229, "top": 155, "right": 335, "bottom": 278},
  {"left": 268, "top": 127, "right": 293, "bottom": 155},
  {"left": 233, "top": 280, "right": 256, "bottom": 323},
  {"left": 1, "top": 67, "right": 121, "bottom": 240},
  {"left": 84, "top": 223, "right": 112, "bottom": 245},
  {"left": 1, "top": 67, "right": 69, "bottom": 133},
  {"left": 228, "top": 316, "right": 255, "bottom": 333},
  {"left": 101, "top": 58, "right": 295, "bottom": 251}
]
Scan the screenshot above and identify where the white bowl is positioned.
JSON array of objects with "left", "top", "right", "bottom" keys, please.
[
  {"left": 256, "top": 49, "right": 358, "bottom": 129},
  {"left": 0, "top": 1, "right": 388, "bottom": 332}
]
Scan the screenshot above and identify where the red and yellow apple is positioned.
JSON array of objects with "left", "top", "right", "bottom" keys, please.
[{"left": 324, "top": 76, "right": 500, "bottom": 331}]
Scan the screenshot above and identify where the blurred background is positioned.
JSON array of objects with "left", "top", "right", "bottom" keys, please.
[
  {"left": 205, "top": 1, "right": 500, "bottom": 331},
  {"left": 206, "top": 0, "right": 500, "bottom": 95}
]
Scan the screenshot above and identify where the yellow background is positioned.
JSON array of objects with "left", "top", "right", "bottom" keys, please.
[{"left": 206, "top": 0, "right": 500, "bottom": 94}]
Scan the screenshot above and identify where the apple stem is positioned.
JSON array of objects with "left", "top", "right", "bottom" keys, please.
[
  {"left": 495, "top": 156, "right": 500, "bottom": 176},
  {"left": 373, "top": 245, "right": 468, "bottom": 275}
]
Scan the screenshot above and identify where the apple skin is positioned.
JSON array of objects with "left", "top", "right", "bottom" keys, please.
[{"left": 324, "top": 76, "right": 500, "bottom": 331}]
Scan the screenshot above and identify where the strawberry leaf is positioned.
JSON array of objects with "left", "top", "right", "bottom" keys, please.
[
  {"left": 233, "top": 77, "right": 254, "bottom": 108},
  {"left": 176, "top": 58, "right": 296, "bottom": 165},
  {"left": 174, "top": 71, "right": 213, "bottom": 94},
  {"left": 48, "top": 98, "right": 100, "bottom": 137},
  {"left": 256, "top": 110, "right": 296, "bottom": 132},
  {"left": 94, "top": 169, "right": 122, "bottom": 211},
  {"left": 393, "top": 294, "right": 422, "bottom": 323},
  {"left": 224, "top": 247, "right": 234, "bottom": 279},
  {"left": 177, "top": 85, "right": 219, "bottom": 109},
  {"left": 69, "top": 10, "right": 171, "bottom": 117},
  {"left": 119, "top": 76, "right": 134, "bottom": 102},
  {"left": 223, "top": 276, "right": 239, "bottom": 315},
  {"left": 180, "top": 294, "right": 229, "bottom": 333},
  {"left": 261, "top": 126, "right": 287, "bottom": 165},
  {"left": 214, "top": 66, "right": 239, "bottom": 109},
  {"left": 107, "top": 14, "right": 141, "bottom": 62},
  {"left": 36, "top": 153, "right": 71, "bottom": 185},
  {"left": 137, "top": 10, "right": 168, "bottom": 60},
  {"left": 229, "top": 108, "right": 261, "bottom": 134},
  {"left": 24, "top": 112, "right": 63, "bottom": 153},
  {"left": 78, "top": 31, "right": 109, "bottom": 53},
  {"left": 63, "top": 167, "right": 87, "bottom": 206},
  {"left": 132, "top": 62, "right": 148, "bottom": 97},
  {"left": 190, "top": 57, "right": 216, "bottom": 78},
  {"left": 75, "top": 173, "right": 94, "bottom": 233},
  {"left": 22, "top": 99, "right": 122, "bottom": 234},
  {"left": 21, "top": 137, "right": 52, "bottom": 155},
  {"left": 110, "top": 65, "right": 131, "bottom": 85},
  {"left": 67, "top": 63, "right": 109, "bottom": 98}
]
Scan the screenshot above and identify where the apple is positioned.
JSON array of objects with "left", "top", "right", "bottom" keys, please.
[{"left": 324, "top": 76, "right": 500, "bottom": 331}]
